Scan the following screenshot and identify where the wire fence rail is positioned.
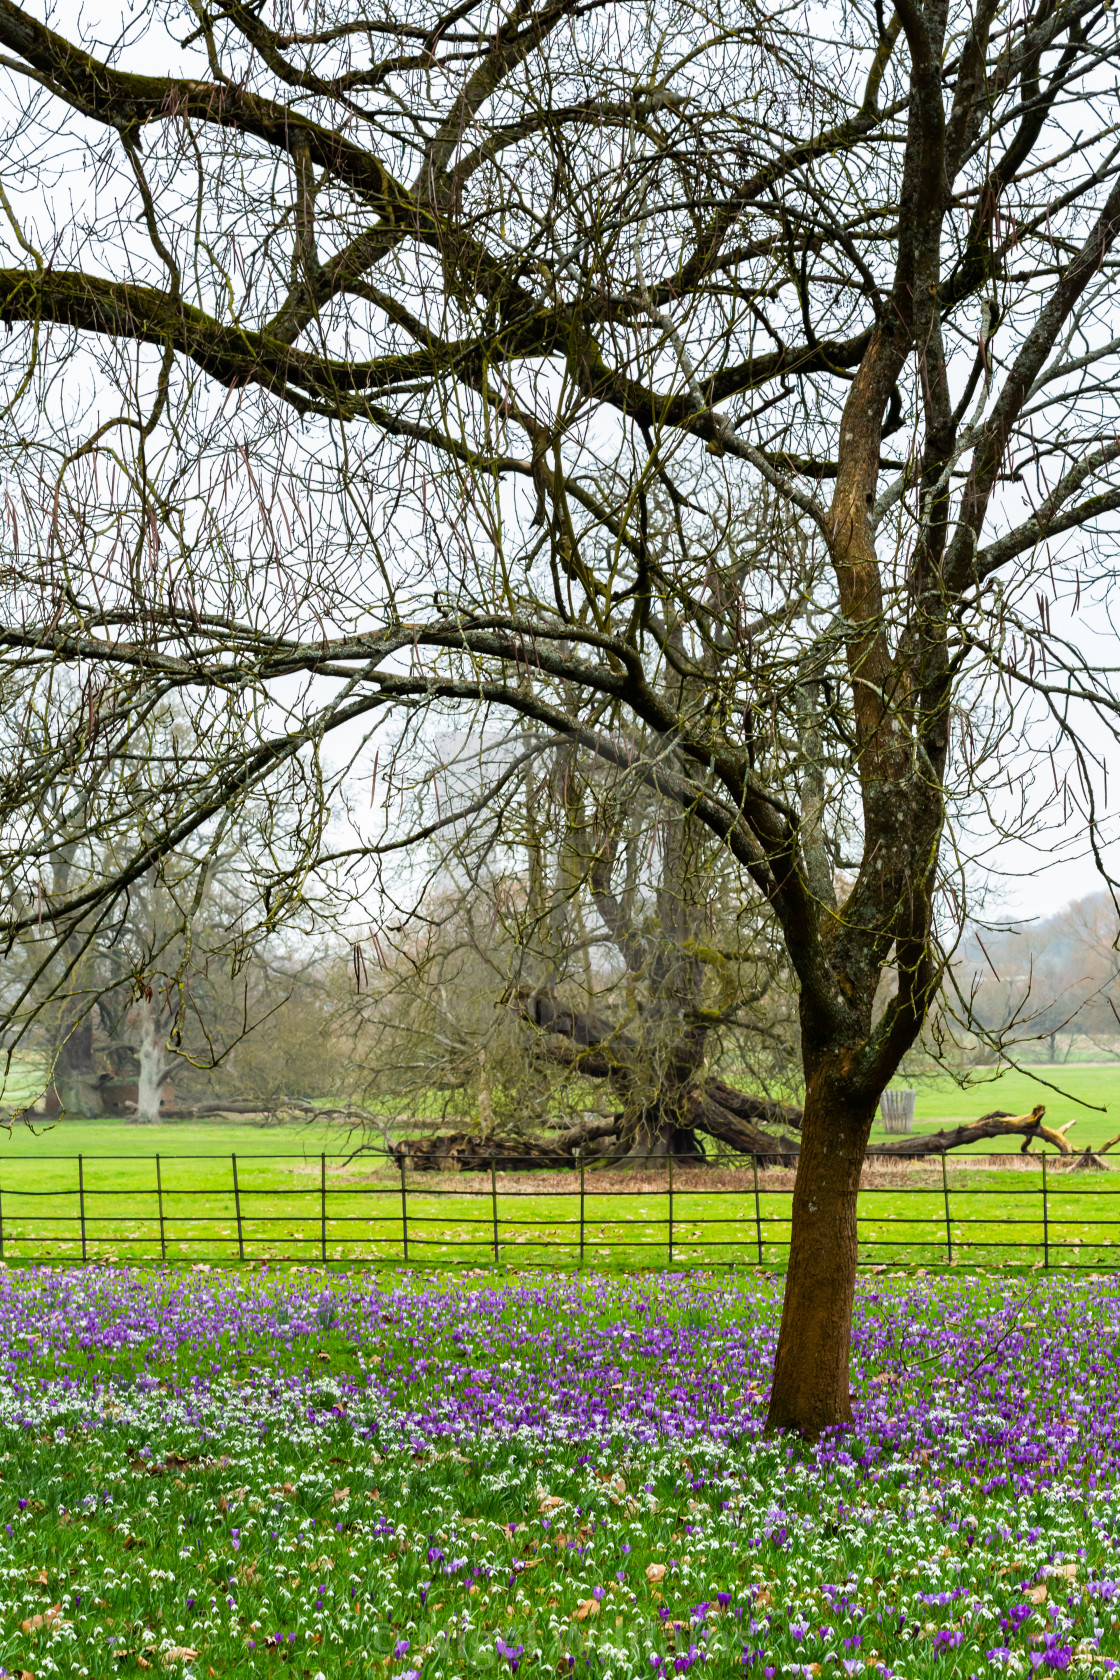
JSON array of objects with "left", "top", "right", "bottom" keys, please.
[{"left": 0, "top": 1149, "right": 1117, "bottom": 1267}]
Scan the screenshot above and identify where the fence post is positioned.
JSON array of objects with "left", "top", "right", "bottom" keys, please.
[
  {"left": 399, "top": 1152, "right": 409, "bottom": 1263},
  {"left": 232, "top": 1153, "right": 244, "bottom": 1262},
  {"left": 752, "top": 1153, "right": 762, "bottom": 1265},
  {"left": 941, "top": 1152, "right": 952, "bottom": 1265},
  {"left": 156, "top": 1154, "right": 166, "bottom": 1262},
  {"left": 1042, "top": 1151, "right": 1049, "bottom": 1270},
  {"left": 78, "top": 1154, "right": 87, "bottom": 1262},
  {"left": 668, "top": 1152, "right": 674, "bottom": 1267},
  {"left": 579, "top": 1155, "right": 585, "bottom": 1267},
  {"left": 491, "top": 1154, "right": 499, "bottom": 1264},
  {"left": 320, "top": 1153, "right": 327, "bottom": 1264}
]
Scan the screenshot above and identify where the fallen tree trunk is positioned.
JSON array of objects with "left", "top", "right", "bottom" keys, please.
[
  {"left": 393, "top": 1132, "right": 575, "bottom": 1171},
  {"left": 867, "top": 1105, "right": 1072, "bottom": 1156},
  {"left": 704, "top": 1080, "right": 803, "bottom": 1130},
  {"left": 389, "top": 1102, "right": 1082, "bottom": 1172}
]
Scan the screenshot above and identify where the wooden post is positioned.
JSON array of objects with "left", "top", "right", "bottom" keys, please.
[
  {"left": 491, "top": 1154, "right": 499, "bottom": 1264},
  {"left": 668, "top": 1153, "right": 674, "bottom": 1267},
  {"left": 399, "top": 1153, "right": 409, "bottom": 1262},
  {"left": 232, "top": 1153, "right": 244, "bottom": 1261},
  {"left": 941, "top": 1152, "right": 952, "bottom": 1265},
  {"left": 156, "top": 1154, "right": 166, "bottom": 1262},
  {"left": 579, "top": 1155, "right": 585, "bottom": 1268},
  {"left": 320, "top": 1153, "right": 327, "bottom": 1264},
  {"left": 752, "top": 1152, "right": 763, "bottom": 1265},
  {"left": 1042, "top": 1151, "right": 1049, "bottom": 1270},
  {"left": 78, "top": 1154, "right": 87, "bottom": 1262}
]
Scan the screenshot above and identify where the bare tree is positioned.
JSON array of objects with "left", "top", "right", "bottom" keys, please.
[
  {"left": 346, "top": 733, "right": 803, "bottom": 1151},
  {"left": 1, "top": 0, "right": 1120, "bottom": 1433}
]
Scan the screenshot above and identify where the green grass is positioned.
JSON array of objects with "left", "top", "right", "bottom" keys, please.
[
  {"left": 3, "top": 1269, "right": 1120, "bottom": 1679},
  {"left": 0, "top": 1128, "right": 1116, "bottom": 1268},
  {"left": 873, "top": 1063, "right": 1120, "bottom": 1150}
]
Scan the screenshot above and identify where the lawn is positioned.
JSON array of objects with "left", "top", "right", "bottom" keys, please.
[
  {"left": 2, "top": 1115, "right": 1120, "bottom": 1267},
  {"left": 2, "top": 1266, "right": 1119, "bottom": 1680},
  {"left": 878, "top": 1064, "right": 1120, "bottom": 1150}
]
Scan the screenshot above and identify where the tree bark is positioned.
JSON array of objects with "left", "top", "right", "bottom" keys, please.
[
  {"left": 52, "top": 1014, "right": 104, "bottom": 1117},
  {"left": 131, "top": 993, "right": 173, "bottom": 1123},
  {"left": 766, "top": 1078, "right": 875, "bottom": 1435}
]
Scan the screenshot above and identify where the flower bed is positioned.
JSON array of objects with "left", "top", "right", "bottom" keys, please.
[{"left": 1, "top": 1266, "right": 1118, "bottom": 1678}]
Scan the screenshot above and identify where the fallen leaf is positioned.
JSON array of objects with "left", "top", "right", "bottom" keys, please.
[
  {"left": 573, "top": 1598, "right": 600, "bottom": 1621},
  {"left": 1048, "top": 1564, "right": 1078, "bottom": 1581},
  {"left": 162, "top": 1649, "right": 199, "bottom": 1667},
  {"left": 1025, "top": 1585, "right": 1048, "bottom": 1604},
  {"left": 331, "top": 1487, "right": 350, "bottom": 1505},
  {"left": 318, "top": 1351, "right": 331, "bottom": 1363},
  {"left": 137, "top": 1661, "right": 151, "bottom": 1671},
  {"left": 646, "top": 1564, "right": 666, "bottom": 1583},
  {"left": 20, "top": 1605, "right": 68, "bottom": 1635},
  {"left": 539, "top": 1496, "right": 564, "bottom": 1512}
]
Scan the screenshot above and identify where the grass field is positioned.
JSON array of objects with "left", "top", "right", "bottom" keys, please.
[
  {"left": 0, "top": 1121, "right": 1116, "bottom": 1267},
  {"left": 1, "top": 1061, "right": 1119, "bottom": 1269},
  {"left": 2, "top": 1266, "right": 1119, "bottom": 1680},
  {"left": 901, "top": 1064, "right": 1120, "bottom": 1149}
]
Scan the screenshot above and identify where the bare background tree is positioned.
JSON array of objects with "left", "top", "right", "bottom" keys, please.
[
  {"left": 1, "top": 0, "right": 1119, "bottom": 1432},
  {"left": 342, "top": 727, "right": 803, "bottom": 1157}
]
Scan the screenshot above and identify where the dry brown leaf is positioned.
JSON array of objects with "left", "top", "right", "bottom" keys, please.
[
  {"left": 538, "top": 1496, "right": 564, "bottom": 1512},
  {"left": 27, "top": 1570, "right": 48, "bottom": 1585},
  {"left": 1026, "top": 1585, "right": 1049, "bottom": 1604},
  {"left": 646, "top": 1564, "right": 666, "bottom": 1583},
  {"left": 162, "top": 1648, "right": 199, "bottom": 1666},
  {"left": 20, "top": 1605, "right": 67, "bottom": 1636},
  {"left": 331, "top": 1487, "right": 350, "bottom": 1505},
  {"left": 137, "top": 1660, "right": 151, "bottom": 1671},
  {"left": 573, "top": 1598, "right": 600, "bottom": 1621}
]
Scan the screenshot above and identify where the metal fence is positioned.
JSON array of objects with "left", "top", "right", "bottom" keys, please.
[{"left": 0, "top": 1149, "right": 1117, "bottom": 1267}]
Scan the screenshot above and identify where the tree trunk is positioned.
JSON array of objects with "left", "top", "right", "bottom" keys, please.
[
  {"left": 617, "top": 1102, "right": 706, "bottom": 1161},
  {"left": 52, "top": 1016, "right": 103, "bottom": 1117},
  {"left": 132, "top": 995, "right": 171, "bottom": 1123},
  {"left": 765, "top": 1079, "right": 875, "bottom": 1436}
]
